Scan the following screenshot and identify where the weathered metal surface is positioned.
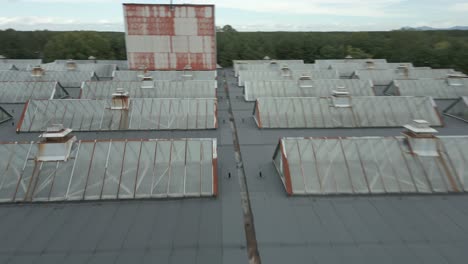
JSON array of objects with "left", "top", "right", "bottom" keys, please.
[
  {"left": 124, "top": 4, "right": 216, "bottom": 71},
  {"left": 80, "top": 80, "right": 216, "bottom": 99},
  {"left": 17, "top": 98, "right": 218, "bottom": 131},
  {"left": 273, "top": 136, "right": 468, "bottom": 195},
  {"left": 0, "top": 138, "right": 217, "bottom": 202},
  {"left": 253, "top": 96, "right": 443, "bottom": 128},
  {"left": 385, "top": 79, "right": 468, "bottom": 99},
  {"left": 244, "top": 79, "right": 374, "bottom": 101},
  {"left": 0, "top": 81, "right": 68, "bottom": 103}
]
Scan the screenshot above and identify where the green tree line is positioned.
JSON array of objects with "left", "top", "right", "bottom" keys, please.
[{"left": 1, "top": 27, "right": 467, "bottom": 73}]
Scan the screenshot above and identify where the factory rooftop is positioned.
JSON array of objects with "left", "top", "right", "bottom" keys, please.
[{"left": 0, "top": 57, "right": 467, "bottom": 264}]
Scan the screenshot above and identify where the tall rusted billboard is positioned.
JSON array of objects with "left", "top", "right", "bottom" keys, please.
[{"left": 123, "top": 4, "right": 216, "bottom": 71}]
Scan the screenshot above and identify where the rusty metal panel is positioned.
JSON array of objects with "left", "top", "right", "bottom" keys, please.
[{"left": 124, "top": 4, "right": 216, "bottom": 71}]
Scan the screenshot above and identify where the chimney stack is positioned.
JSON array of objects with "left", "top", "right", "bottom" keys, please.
[
  {"left": 402, "top": 120, "right": 439, "bottom": 156},
  {"left": 36, "top": 124, "right": 77, "bottom": 162},
  {"left": 111, "top": 88, "right": 130, "bottom": 110}
]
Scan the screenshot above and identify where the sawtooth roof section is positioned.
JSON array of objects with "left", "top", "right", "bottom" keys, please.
[
  {"left": 37, "top": 63, "right": 117, "bottom": 79},
  {"left": 253, "top": 96, "right": 443, "bottom": 128},
  {"left": 238, "top": 69, "right": 340, "bottom": 86},
  {"left": 244, "top": 79, "right": 374, "bottom": 101},
  {"left": 0, "top": 64, "right": 18, "bottom": 71},
  {"left": 54, "top": 59, "right": 129, "bottom": 70},
  {"left": 0, "top": 105, "right": 13, "bottom": 124},
  {"left": 354, "top": 68, "right": 466, "bottom": 86},
  {"left": 0, "top": 59, "right": 42, "bottom": 70},
  {"left": 0, "top": 70, "right": 97, "bottom": 88},
  {"left": 444, "top": 96, "right": 468, "bottom": 123},
  {"left": 233, "top": 59, "right": 304, "bottom": 77},
  {"left": 17, "top": 98, "right": 218, "bottom": 132},
  {"left": 385, "top": 79, "right": 468, "bottom": 99},
  {"left": 327, "top": 62, "right": 414, "bottom": 78},
  {"left": 238, "top": 63, "right": 316, "bottom": 73},
  {"left": 314, "top": 58, "right": 388, "bottom": 68},
  {"left": 80, "top": 80, "right": 217, "bottom": 99},
  {"left": 0, "top": 81, "right": 68, "bottom": 103},
  {"left": 0, "top": 138, "right": 217, "bottom": 203},
  {"left": 113, "top": 70, "right": 217, "bottom": 81},
  {"left": 273, "top": 136, "right": 468, "bottom": 195}
]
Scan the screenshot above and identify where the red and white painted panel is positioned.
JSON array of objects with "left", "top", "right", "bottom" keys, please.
[{"left": 124, "top": 4, "right": 216, "bottom": 71}]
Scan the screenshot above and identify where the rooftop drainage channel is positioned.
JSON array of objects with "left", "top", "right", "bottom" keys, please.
[{"left": 223, "top": 70, "right": 262, "bottom": 264}]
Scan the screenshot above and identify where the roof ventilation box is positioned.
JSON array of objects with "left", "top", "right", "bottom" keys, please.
[
  {"left": 141, "top": 76, "right": 154, "bottom": 88},
  {"left": 298, "top": 75, "right": 313, "bottom": 88},
  {"left": 37, "top": 124, "right": 77, "bottom": 162},
  {"left": 447, "top": 75, "right": 466, "bottom": 86},
  {"left": 182, "top": 64, "right": 193, "bottom": 80},
  {"left": 111, "top": 88, "right": 130, "bottom": 110},
  {"left": 365, "top": 60, "right": 375, "bottom": 69},
  {"left": 31, "top": 66, "right": 44, "bottom": 77},
  {"left": 331, "top": 86, "right": 351, "bottom": 107},
  {"left": 280, "top": 65, "right": 292, "bottom": 78},
  {"left": 402, "top": 120, "right": 439, "bottom": 156},
  {"left": 66, "top": 60, "right": 77, "bottom": 71},
  {"left": 396, "top": 65, "right": 409, "bottom": 78},
  {"left": 268, "top": 61, "right": 278, "bottom": 70}
]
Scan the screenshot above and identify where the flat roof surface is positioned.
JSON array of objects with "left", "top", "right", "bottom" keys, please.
[{"left": 0, "top": 68, "right": 467, "bottom": 263}]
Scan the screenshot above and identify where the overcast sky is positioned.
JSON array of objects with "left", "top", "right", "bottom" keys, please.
[{"left": 1, "top": 0, "right": 468, "bottom": 31}]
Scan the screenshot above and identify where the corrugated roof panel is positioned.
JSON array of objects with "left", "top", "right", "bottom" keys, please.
[
  {"left": 233, "top": 60, "right": 304, "bottom": 77},
  {"left": 81, "top": 80, "right": 216, "bottom": 99},
  {"left": 315, "top": 59, "right": 388, "bottom": 68},
  {"left": 54, "top": 59, "right": 129, "bottom": 70},
  {"left": 34, "top": 63, "right": 117, "bottom": 78},
  {"left": 124, "top": 4, "right": 216, "bottom": 70},
  {"left": 244, "top": 79, "right": 374, "bottom": 101},
  {"left": 0, "top": 138, "right": 217, "bottom": 202},
  {"left": 327, "top": 62, "right": 414, "bottom": 77},
  {"left": 253, "top": 96, "right": 442, "bottom": 128},
  {"left": 238, "top": 69, "right": 339, "bottom": 86},
  {"left": 0, "top": 70, "right": 97, "bottom": 87},
  {"left": 113, "top": 70, "right": 216, "bottom": 81},
  {"left": 273, "top": 136, "right": 468, "bottom": 195},
  {"left": 0, "top": 81, "right": 68, "bottom": 103},
  {"left": 386, "top": 79, "right": 468, "bottom": 99},
  {"left": 0, "top": 59, "right": 42, "bottom": 70},
  {"left": 17, "top": 98, "right": 218, "bottom": 132},
  {"left": 354, "top": 68, "right": 465, "bottom": 86},
  {"left": 444, "top": 96, "right": 468, "bottom": 122}
]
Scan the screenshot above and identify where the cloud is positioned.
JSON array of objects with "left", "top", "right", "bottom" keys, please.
[{"left": 450, "top": 2, "right": 468, "bottom": 11}]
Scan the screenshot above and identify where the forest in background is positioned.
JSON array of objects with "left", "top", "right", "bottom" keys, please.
[{"left": 1, "top": 26, "right": 467, "bottom": 73}]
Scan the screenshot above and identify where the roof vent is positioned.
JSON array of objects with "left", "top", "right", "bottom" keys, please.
[
  {"left": 36, "top": 124, "right": 77, "bottom": 162},
  {"left": 298, "top": 75, "right": 313, "bottom": 88},
  {"left": 402, "top": 120, "right": 439, "bottom": 156},
  {"left": 345, "top": 55, "right": 353, "bottom": 60},
  {"left": 182, "top": 64, "right": 193, "bottom": 80},
  {"left": 447, "top": 74, "right": 466, "bottom": 86},
  {"left": 88, "top": 56, "right": 96, "bottom": 60},
  {"left": 31, "top": 65, "right": 44, "bottom": 77},
  {"left": 365, "top": 60, "right": 375, "bottom": 69},
  {"left": 0, "top": 55, "right": 5, "bottom": 59},
  {"left": 331, "top": 86, "right": 351, "bottom": 107},
  {"left": 111, "top": 88, "right": 130, "bottom": 110},
  {"left": 280, "top": 65, "right": 291, "bottom": 78},
  {"left": 263, "top": 56, "right": 271, "bottom": 60},
  {"left": 396, "top": 65, "right": 409, "bottom": 78},
  {"left": 66, "top": 60, "right": 77, "bottom": 71},
  {"left": 141, "top": 75, "right": 154, "bottom": 88}
]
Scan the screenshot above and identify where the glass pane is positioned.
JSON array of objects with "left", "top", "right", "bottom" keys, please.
[
  {"left": 119, "top": 141, "right": 140, "bottom": 199},
  {"left": 135, "top": 141, "right": 157, "bottom": 198}
]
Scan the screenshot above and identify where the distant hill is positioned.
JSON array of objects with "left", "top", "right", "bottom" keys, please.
[{"left": 400, "top": 26, "right": 468, "bottom": 31}]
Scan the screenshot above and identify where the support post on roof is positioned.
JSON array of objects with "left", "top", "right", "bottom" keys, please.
[{"left": 402, "top": 120, "right": 439, "bottom": 156}]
